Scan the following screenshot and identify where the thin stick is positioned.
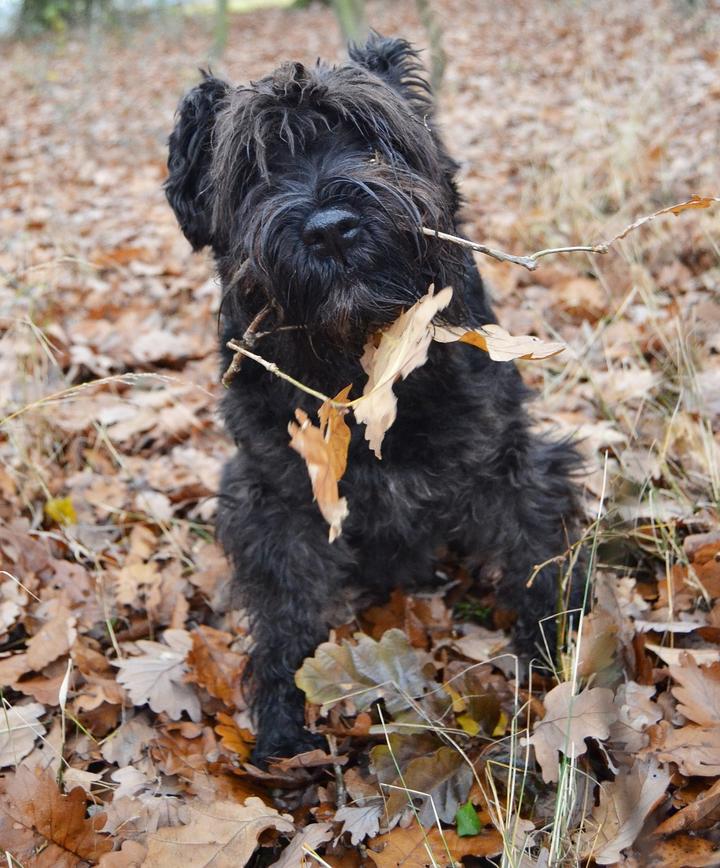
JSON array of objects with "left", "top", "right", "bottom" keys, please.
[
  {"left": 225, "top": 342, "right": 338, "bottom": 404},
  {"left": 422, "top": 194, "right": 719, "bottom": 271},
  {"left": 221, "top": 305, "right": 273, "bottom": 387}
]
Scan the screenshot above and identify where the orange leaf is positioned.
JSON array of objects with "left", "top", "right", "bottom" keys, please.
[
  {"left": 318, "top": 384, "right": 353, "bottom": 481},
  {"left": 289, "top": 408, "right": 349, "bottom": 541}
]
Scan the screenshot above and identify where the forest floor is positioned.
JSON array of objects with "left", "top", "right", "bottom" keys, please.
[{"left": 1, "top": 0, "right": 720, "bottom": 865}]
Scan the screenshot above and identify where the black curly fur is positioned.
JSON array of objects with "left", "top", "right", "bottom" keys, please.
[{"left": 165, "top": 34, "right": 584, "bottom": 764}]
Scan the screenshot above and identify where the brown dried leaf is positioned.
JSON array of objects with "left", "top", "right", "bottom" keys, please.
[
  {"left": 98, "top": 840, "right": 148, "bottom": 867},
  {"left": 0, "top": 765, "right": 112, "bottom": 865},
  {"left": 380, "top": 745, "right": 474, "bottom": 826},
  {"left": 143, "top": 797, "right": 294, "bottom": 867},
  {"left": 645, "top": 722, "right": 720, "bottom": 776},
  {"left": 354, "top": 285, "right": 453, "bottom": 458},
  {"left": 526, "top": 682, "right": 617, "bottom": 783},
  {"left": 653, "top": 777, "right": 720, "bottom": 836},
  {"left": 272, "top": 822, "right": 334, "bottom": 866},
  {"left": 433, "top": 323, "right": 565, "bottom": 361},
  {"left": 186, "top": 625, "right": 247, "bottom": 709},
  {"left": 26, "top": 603, "right": 77, "bottom": 671},
  {"left": 580, "top": 757, "right": 670, "bottom": 864},
  {"left": 646, "top": 833, "right": 720, "bottom": 867},
  {"left": 368, "top": 823, "right": 503, "bottom": 867},
  {"left": 289, "top": 408, "right": 349, "bottom": 542},
  {"left": 670, "top": 653, "right": 720, "bottom": 725}
]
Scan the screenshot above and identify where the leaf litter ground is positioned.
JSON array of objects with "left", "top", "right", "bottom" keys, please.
[{"left": 1, "top": 0, "right": 720, "bottom": 865}]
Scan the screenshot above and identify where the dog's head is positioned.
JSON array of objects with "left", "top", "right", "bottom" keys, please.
[{"left": 166, "top": 35, "right": 466, "bottom": 342}]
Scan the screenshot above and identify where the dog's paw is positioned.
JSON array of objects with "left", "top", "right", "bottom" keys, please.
[{"left": 250, "top": 728, "right": 326, "bottom": 768}]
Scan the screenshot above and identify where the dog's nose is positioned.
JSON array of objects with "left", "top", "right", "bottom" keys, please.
[{"left": 302, "top": 208, "right": 361, "bottom": 259}]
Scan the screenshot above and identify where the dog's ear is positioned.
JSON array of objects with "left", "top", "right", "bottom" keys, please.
[
  {"left": 165, "top": 73, "right": 229, "bottom": 251},
  {"left": 349, "top": 34, "right": 432, "bottom": 116}
]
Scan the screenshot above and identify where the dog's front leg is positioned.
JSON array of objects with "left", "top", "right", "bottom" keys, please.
[{"left": 216, "top": 452, "right": 354, "bottom": 765}]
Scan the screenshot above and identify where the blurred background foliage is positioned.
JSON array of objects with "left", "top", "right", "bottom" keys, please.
[{"left": 5, "top": 0, "right": 446, "bottom": 91}]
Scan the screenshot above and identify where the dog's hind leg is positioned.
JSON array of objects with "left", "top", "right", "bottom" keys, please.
[{"left": 216, "top": 452, "right": 355, "bottom": 765}]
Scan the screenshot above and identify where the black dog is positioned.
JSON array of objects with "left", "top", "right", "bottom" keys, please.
[{"left": 165, "top": 35, "right": 583, "bottom": 763}]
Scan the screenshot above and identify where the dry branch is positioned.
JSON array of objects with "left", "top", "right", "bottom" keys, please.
[{"left": 422, "top": 195, "right": 719, "bottom": 271}]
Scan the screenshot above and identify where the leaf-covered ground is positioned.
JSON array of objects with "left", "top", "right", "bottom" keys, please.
[{"left": 1, "top": 1, "right": 719, "bottom": 865}]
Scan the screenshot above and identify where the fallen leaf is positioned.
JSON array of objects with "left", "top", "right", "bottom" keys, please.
[
  {"left": 455, "top": 800, "right": 484, "bottom": 836},
  {"left": 377, "top": 744, "right": 474, "bottom": 826},
  {"left": 44, "top": 496, "right": 77, "bottom": 525},
  {"left": 452, "top": 623, "right": 509, "bottom": 663},
  {"left": 574, "top": 610, "right": 618, "bottom": 677},
  {"left": 580, "top": 757, "right": 670, "bottom": 864},
  {"left": 645, "top": 722, "right": 720, "bottom": 776},
  {"left": 271, "top": 821, "right": 333, "bottom": 866},
  {"left": 0, "top": 765, "right": 112, "bottom": 865},
  {"left": 215, "top": 712, "right": 254, "bottom": 762},
  {"left": 609, "top": 682, "right": 662, "bottom": 752},
  {"left": 0, "top": 702, "right": 46, "bottom": 768},
  {"left": 115, "top": 629, "right": 201, "bottom": 721},
  {"left": 646, "top": 643, "right": 720, "bottom": 666},
  {"left": 368, "top": 823, "right": 503, "bottom": 866},
  {"left": 100, "top": 713, "right": 156, "bottom": 766},
  {"left": 433, "top": 323, "right": 565, "bottom": 361},
  {"left": 289, "top": 408, "right": 349, "bottom": 542},
  {"left": 653, "top": 777, "right": 720, "bottom": 836},
  {"left": 646, "top": 833, "right": 720, "bottom": 866},
  {"left": 669, "top": 653, "right": 720, "bottom": 725},
  {"left": 186, "top": 625, "right": 247, "bottom": 709},
  {"left": 354, "top": 285, "right": 453, "bottom": 458},
  {"left": 143, "top": 797, "right": 294, "bottom": 867},
  {"left": 98, "top": 840, "right": 148, "bottom": 867},
  {"left": 26, "top": 603, "right": 77, "bottom": 671},
  {"left": 526, "top": 682, "right": 617, "bottom": 783},
  {"left": 335, "top": 803, "right": 383, "bottom": 846},
  {"left": 295, "top": 628, "right": 431, "bottom": 715}
]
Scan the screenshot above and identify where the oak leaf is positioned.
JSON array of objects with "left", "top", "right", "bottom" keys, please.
[
  {"left": 580, "top": 757, "right": 670, "bottom": 864},
  {"left": 609, "top": 681, "right": 661, "bottom": 752},
  {"left": 289, "top": 408, "right": 349, "bottom": 542},
  {"left": 115, "top": 629, "right": 201, "bottom": 721},
  {"left": 645, "top": 721, "right": 720, "bottom": 776},
  {"left": 335, "top": 803, "right": 383, "bottom": 845},
  {"left": 670, "top": 653, "right": 720, "bottom": 725},
  {"left": 143, "top": 797, "right": 294, "bottom": 868},
  {"left": 526, "top": 682, "right": 616, "bottom": 783},
  {"left": 295, "top": 628, "right": 431, "bottom": 715},
  {"left": 0, "top": 765, "right": 112, "bottom": 866},
  {"left": 353, "top": 285, "right": 453, "bottom": 458},
  {"left": 433, "top": 323, "right": 565, "bottom": 361}
]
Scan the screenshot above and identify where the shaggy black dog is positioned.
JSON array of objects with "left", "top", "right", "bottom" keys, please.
[{"left": 165, "top": 35, "right": 583, "bottom": 764}]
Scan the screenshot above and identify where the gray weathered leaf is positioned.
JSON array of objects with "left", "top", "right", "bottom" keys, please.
[{"left": 295, "top": 628, "right": 431, "bottom": 715}]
